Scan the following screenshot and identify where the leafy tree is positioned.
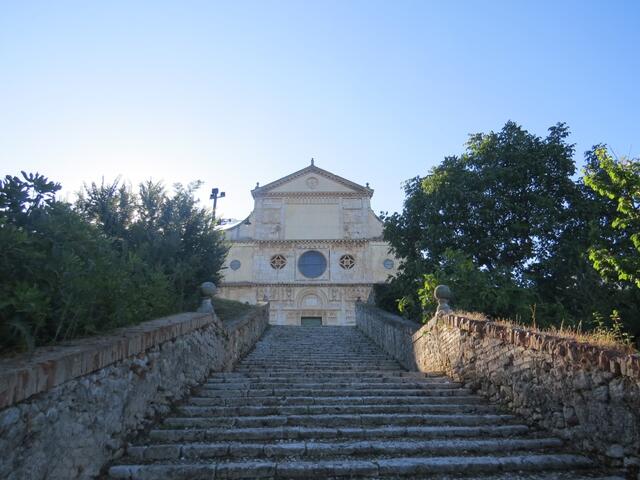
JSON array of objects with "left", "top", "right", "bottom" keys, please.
[
  {"left": 382, "top": 123, "right": 640, "bottom": 345},
  {"left": 584, "top": 147, "right": 640, "bottom": 288},
  {"left": 383, "top": 121, "right": 580, "bottom": 323}
]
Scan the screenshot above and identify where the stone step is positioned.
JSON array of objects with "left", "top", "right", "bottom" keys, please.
[
  {"left": 238, "top": 358, "right": 399, "bottom": 363},
  {"left": 148, "top": 424, "right": 532, "bottom": 443},
  {"left": 200, "top": 380, "right": 463, "bottom": 390},
  {"left": 176, "top": 402, "right": 499, "bottom": 417},
  {"left": 245, "top": 351, "right": 387, "bottom": 356},
  {"left": 204, "top": 378, "right": 453, "bottom": 387},
  {"left": 109, "top": 454, "right": 595, "bottom": 479},
  {"left": 207, "top": 372, "right": 451, "bottom": 383},
  {"left": 207, "top": 370, "right": 444, "bottom": 382},
  {"left": 235, "top": 366, "right": 403, "bottom": 372},
  {"left": 162, "top": 412, "right": 518, "bottom": 429},
  {"left": 107, "top": 324, "right": 615, "bottom": 479},
  {"left": 193, "top": 387, "right": 474, "bottom": 398},
  {"left": 234, "top": 365, "right": 403, "bottom": 371},
  {"left": 249, "top": 354, "right": 388, "bottom": 358},
  {"left": 188, "top": 394, "right": 486, "bottom": 407},
  {"left": 125, "top": 437, "right": 565, "bottom": 461}
]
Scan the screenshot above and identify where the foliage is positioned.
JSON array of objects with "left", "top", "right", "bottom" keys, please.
[
  {"left": 381, "top": 122, "right": 640, "bottom": 344},
  {"left": 76, "top": 178, "right": 228, "bottom": 311},
  {"left": 0, "top": 172, "right": 227, "bottom": 354},
  {"left": 416, "top": 250, "right": 535, "bottom": 322},
  {"left": 584, "top": 147, "right": 640, "bottom": 288},
  {"left": 214, "top": 298, "right": 255, "bottom": 322},
  {"left": 383, "top": 122, "right": 578, "bottom": 320}
]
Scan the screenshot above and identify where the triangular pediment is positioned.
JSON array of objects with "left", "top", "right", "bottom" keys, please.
[{"left": 252, "top": 164, "right": 372, "bottom": 197}]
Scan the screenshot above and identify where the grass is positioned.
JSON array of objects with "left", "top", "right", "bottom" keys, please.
[
  {"left": 450, "top": 310, "right": 638, "bottom": 355},
  {"left": 214, "top": 298, "right": 256, "bottom": 322}
]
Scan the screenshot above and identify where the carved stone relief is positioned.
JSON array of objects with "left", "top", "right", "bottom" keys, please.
[{"left": 262, "top": 208, "right": 281, "bottom": 224}]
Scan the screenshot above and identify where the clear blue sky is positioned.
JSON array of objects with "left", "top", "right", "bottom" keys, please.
[{"left": 1, "top": 1, "right": 638, "bottom": 218}]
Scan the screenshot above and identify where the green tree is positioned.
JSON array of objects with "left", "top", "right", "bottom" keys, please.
[
  {"left": 584, "top": 147, "right": 640, "bottom": 288},
  {"left": 383, "top": 122, "right": 581, "bottom": 322},
  {"left": 76, "top": 178, "right": 228, "bottom": 311}
]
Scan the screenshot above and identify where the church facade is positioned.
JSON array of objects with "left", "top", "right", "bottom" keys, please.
[{"left": 217, "top": 161, "right": 398, "bottom": 326}]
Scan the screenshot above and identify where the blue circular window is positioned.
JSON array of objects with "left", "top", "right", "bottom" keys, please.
[
  {"left": 229, "top": 259, "right": 241, "bottom": 271},
  {"left": 383, "top": 259, "right": 395, "bottom": 270},
  {"left": 298, "top": 250, "right": 327, "bottom": 278}
]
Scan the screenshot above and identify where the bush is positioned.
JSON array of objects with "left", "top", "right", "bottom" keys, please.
[{"left": 0, "top": 172, "right": 227, "bottom": 354}]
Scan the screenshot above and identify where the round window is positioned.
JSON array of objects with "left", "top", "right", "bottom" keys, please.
[
  {"left": 298, "top": 250, "right": 327, "bottom": 278},
  {"left": 270, "top": 254, "right": 287, "bottom": 270},
  {"left": 339, "top": 254, "right": 355, "bottom": 269},
  {"left": 229, "top": 259, "right": 241, "bottom": 271},
  {"left": 383, "top": 259, "right": 395, "bottom": 270}
]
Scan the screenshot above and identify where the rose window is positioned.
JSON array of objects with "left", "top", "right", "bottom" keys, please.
[
  {"left": 270, "top": 254, "right": 287, "bottom": 270},
  {"left": 298, "top": 250, "right": 327, "bottom": 278},
  {"left": 339, "top": 254, "right": 355, "bottom": 270}
]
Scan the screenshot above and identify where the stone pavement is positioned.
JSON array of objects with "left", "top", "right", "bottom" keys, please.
[{"left": 108, "top": 326, "right": 622, "bottom": 479}]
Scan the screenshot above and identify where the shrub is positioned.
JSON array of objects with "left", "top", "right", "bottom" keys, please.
[{"left": 0, "top": 172, "right": 227, "bottom": 354}]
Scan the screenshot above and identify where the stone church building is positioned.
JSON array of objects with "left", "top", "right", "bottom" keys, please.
[{"left": 217, "top": 161, "right": 398, "bottom": 326}]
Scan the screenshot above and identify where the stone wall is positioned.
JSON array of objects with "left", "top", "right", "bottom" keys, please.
[
  {"left": 0, "top": 305, "right": 269, "bottom": 480},
  {"left": 355, "top": 302, "right": 421, "bottom": 370},
  {"left": 356, "top": 303, "right": 640, "bottom": 469}
]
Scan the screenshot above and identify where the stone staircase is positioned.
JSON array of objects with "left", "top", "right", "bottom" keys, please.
[{"left": 108, "top": 326, "right": 620, "bottom": 479}]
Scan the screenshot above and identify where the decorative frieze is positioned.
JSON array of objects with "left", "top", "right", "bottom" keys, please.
[
  {"left": 258, "top": 191, "right": 369, "bottom": 199},
  {"left": 286, "top": 197, "right": 341, "bottom": 205},
  {"left": 256, "top": 286, "right": 294, "bottom": 302},
  {"left": 222, "top": 282, "right": 374, "bottom": 288},
  {"left": 261, "top": 208, "right": 281, "bottom": 224}
]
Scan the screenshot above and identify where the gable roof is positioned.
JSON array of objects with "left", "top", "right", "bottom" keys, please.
[{"left": 251, "top": 162, "right": 373, "bottom": 198}]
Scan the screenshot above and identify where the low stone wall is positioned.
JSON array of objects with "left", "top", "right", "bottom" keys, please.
[
  {"left": 355, "top": 302, "right": 421, "bottom": 370},
  {"left": 356, "top": 303, "right": 640, "bottom": 469},
  {"left": 0, "top": 305, "right": 269, "bottom": 480}
]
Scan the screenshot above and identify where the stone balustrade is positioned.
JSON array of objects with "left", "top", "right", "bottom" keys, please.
[
  {"left": 0, "top": 304, "right": 269, "bottom": 480},
  {"left": 356, "top": 301, "right": 640, "bottom": 471}
]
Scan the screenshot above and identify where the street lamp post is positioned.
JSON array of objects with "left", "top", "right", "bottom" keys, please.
[{"left": 210, "top": 187, "right": 225, "bottom": 220}]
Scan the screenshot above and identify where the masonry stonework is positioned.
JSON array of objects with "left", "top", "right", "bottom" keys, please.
[
  {"left": 0, "top": 307, "right": 268, "bottom": 480},
  {"left": 356, "top": 303, "right": 640, "bottom": 471}
]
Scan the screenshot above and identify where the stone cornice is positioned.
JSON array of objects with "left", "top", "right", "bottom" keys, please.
[
  {"left": 228, "top": 238, "right": 384, "bottom": 246},
  {"left": 251, "top": 164, "right": 374, "bottom": 198},
  {"left": 259, "top": 191, "right": 369, "bottom": 199}
]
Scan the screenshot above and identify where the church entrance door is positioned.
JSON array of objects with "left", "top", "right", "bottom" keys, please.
[{"left": 300, "top": 316, "right": 323, "bottom": 326}]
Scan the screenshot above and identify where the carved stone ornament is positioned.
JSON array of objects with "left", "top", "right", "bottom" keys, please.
[{"left": 305, "top": 176, "right": 319, "bottom": 190}]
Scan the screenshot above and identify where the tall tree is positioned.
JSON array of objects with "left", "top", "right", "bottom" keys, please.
[{"left": 383, "top": 122, "right": 587, "bottom": 324}]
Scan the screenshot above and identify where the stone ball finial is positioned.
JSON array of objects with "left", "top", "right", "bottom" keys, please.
[
  {"left": 198, "top": 282, "right": 217, "bottom": 314},
  {"left": 434, "top": 285, "right": 452, "bottom": 301},
  {"left": 434, "top": 284, "right": 452, "bottom": 314},
  {"left": 201, "top": 282, "right": 217, "bottom": 298}
]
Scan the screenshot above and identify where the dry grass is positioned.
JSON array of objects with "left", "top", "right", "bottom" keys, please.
[
  {"left": 450, "top": 310, "right": 489, "bottom": 321},
  {"left": 450, "top": 310, "right": 637, "bottom": 355}
]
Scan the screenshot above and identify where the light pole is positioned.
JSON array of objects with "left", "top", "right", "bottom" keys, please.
[{"left": 210, "top": 187, "right": 225, "bottom": 220}]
